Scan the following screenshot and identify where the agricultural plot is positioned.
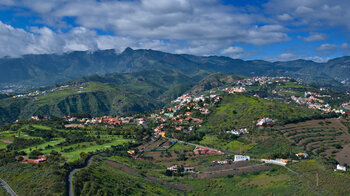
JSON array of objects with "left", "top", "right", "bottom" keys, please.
[
  {"left": 289, "top": 160, "right": 350, "bottom": 195},
  {"left": 277, "top": 118, "right": 350, "bottom": 164}
]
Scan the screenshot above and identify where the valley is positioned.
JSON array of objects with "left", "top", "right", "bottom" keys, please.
[{"left": 0, "top": 72, "right": 350, "bottom": 195}]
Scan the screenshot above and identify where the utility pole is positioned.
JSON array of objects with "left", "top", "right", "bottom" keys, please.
[{"left": 316, "top": 173, "right": 319, "bottom": 187}]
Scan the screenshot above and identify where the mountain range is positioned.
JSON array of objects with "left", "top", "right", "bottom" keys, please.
[{"left": 0, "top": 48, "right": 349, "bottom": 92}]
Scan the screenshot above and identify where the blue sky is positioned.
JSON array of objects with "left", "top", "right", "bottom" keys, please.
[{"left": 0, "top": 0, "right": 350, "bottom": 62}]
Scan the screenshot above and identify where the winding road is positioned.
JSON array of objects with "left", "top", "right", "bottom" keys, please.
[
  {"left": 0, "top": 178, "right": 17, "bottom": 196},
  {"left": 67, "top": 156, "right": 94, "bottom": 196}
]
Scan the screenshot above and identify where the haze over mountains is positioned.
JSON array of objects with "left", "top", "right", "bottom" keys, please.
[{"left": 0, "top": 48, "right": 349, "bottom": 92}]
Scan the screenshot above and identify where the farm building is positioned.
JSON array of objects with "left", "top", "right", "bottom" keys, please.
[
  {"left": 336, "top": 164, "right": 347, "bottom": 171},
  {"left": 234, "top": 155, "right": 250, "bottom": 162},
  {"left": 24, "top": 155, "right": 47, "bottom": 164},
  {"left": 295, "top": 153, "right": 308, "bottom": 159}
]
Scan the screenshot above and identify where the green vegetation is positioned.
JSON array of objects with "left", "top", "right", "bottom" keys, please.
[
  {"left": 289, "top": 160, "right": 350, "bottom": 195},
  {"left": 0, "top": 69, "right": 200, "bottom": 125},
  {"left": 73, "top": 157, "right": 177, "bottom": 196},
  {"left": 169, "top": 143, "right": 194, "bottom": 151},
  {"left": 183, "top": 168, "right": 310, "bottom": 195},
  {"left": 205, "top": 94, "right": 321, "bottom": 131},
  {"left": 0, "top": 162, "right": 66, "bottom": 196},
  {"left": 247, "top": 137, "right": 301, "bottom": 159}
]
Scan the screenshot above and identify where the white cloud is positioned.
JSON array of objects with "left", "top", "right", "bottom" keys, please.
[
  {"left": 277, "top": 13, "right": 293, "bottom": 21},
  {"left": 317, "top": 43, "right": 338, "bottom": 51},
  {"left": 316, "top": 42, "right": 350, "bottom": 56},
  {"left": 1, "top": 0, "right": 289, "bottom": 47},
  {"left": 220, "top": 46, "right": 246, "bottom": 58},
  {"left": 298, "top": 32, "right": 327, "bottom": 42},
  {"left": 264, "top": 0, "right": 350, "bottom": 29}
]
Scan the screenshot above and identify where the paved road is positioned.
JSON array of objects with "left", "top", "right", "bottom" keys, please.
[
  {"left": 68, "top": 156, "right": 94, "bottom": 196},
  {"left": 0, "top": 178, "right": 17, "bottom": 196}
]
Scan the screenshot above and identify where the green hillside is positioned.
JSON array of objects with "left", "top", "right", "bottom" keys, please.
[
  {"left": 0, "top": 69, "right": 200, "bottom": 124},
  {"left": 204, "top": 94, "right": 321, "bottom": 132}
]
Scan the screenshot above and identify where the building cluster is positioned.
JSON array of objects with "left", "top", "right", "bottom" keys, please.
[
  {"left": 63, "top": 115, "right": 139, "bottom": 126},
  {"left": 12, "top": 83, "right": 87, "bottom": 99},
  {"left": 22, "top": 155, "right": 47, "bottom": 164},
  {"left": 212, "top": 155, "right": 250, "bottom": 165},
  {"left": 225, "top": 87, "right": 246, "bottom": 93},
  {"left": 166, "top": 165, "right": 195, "bottom": 173},
  {"left": 236, "top": 76, "right": 277, "bottom": 86},
  {"left": 152, "top": 93, "right": 222, "bottom": 137},
  {"left": 291, "top": 92, "right": 345, "bottom": 114},
  {"left": 226, "top": 128, "right": 248, "bottom": 135},
  {"left": 256, "top": 117, "right": 274, "bottom": 127}
]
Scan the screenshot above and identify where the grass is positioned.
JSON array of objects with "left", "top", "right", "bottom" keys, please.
[
  {"left": 289, "top": 160, "right": 350, "bottom": 195},
  {"left": 21, "top": 138, "right": 65, "bottom": 154},
  {"left": 183, "top": 167, "right": 311, "bottom": 195},
  {"left": 0, "top": 162, "right": 65, "bottom": 196},
  {"left": 0, "top": 186, "right": 9, "bottom": 196},
  {"left": 73, "top": 158, "right": 177, "bottom": 196},
  {"left": 61, "top": 139, "right": 130, "bottom": 162},
  {"left": 199, "top": 135, "right": 253, "bottom": 153},
  {"left": 224, "top": 140, "right": 254, "bottom": 152},
  {"left": 0, "top": 142, "right": 8, "bottom": 149},
  {"left": 169, "top": 143, "right": 194, "bottom": 151},
  {"left": 247, "top": 136, "right": 301, "bottom": 158},
  {"left": 205, "top": 94, "right": 320, "bottom": 131}
]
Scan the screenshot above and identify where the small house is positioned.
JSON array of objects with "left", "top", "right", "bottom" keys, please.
[
  {"left": 234, "top": 155, "right": 250, "bottom": 162},
  {"left": 336, "top": 164, "right": 347, "bottom": 171}
]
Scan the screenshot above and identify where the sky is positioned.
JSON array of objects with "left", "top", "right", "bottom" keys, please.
[{"left": 0, "top": 0, "right": 350, "bottom": 62}]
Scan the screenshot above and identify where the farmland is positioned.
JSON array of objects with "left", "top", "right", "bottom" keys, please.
[
  {"left": 277, "top": 118, "right": 350, "bottom": 164},
  {"left": 289, "top": 159, "right": 350, "bottom": 195}
]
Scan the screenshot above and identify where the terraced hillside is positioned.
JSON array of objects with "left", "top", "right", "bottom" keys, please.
[{"left": 277, "top": 118, "right": 350, "bottom": 164}]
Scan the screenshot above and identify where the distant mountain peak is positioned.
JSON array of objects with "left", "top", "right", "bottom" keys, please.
[{"left": 123, "top": 47, "right": 134, "bottom": 53}]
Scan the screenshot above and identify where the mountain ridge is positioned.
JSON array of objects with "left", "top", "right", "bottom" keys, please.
[{"left": 0, "top": 48, "right": 349, "bottom": 92}]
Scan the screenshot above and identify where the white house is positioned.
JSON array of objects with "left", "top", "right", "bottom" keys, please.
[
  {"left": 336, "top": 164, "right": 347, "bottom": 171},
  {"left": 256, "top": 117, "right": 273, "bottom": 126},
  {"left": 261, "top": 159, "right": 288, "bottom": 166},
  {"left": 234, "top": 155, "right": 250, "bottom": 162}
]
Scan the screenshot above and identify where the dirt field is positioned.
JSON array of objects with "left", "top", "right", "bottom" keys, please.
[
  {"left": 196, "top": 161, "right": 271, "bottom": 179},
  {"left": 276, "top": 118, "right": 350, "bottom": 165}
]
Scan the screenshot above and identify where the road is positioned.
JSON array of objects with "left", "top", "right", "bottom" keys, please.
[
  {"left": 67, "top": 156, "right": 94, "bottom": 196},
  {"left": 0, "top": 178, "right": 17, "bottom": 196}
]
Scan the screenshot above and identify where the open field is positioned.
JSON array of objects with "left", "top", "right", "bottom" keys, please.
[
  {"left": 276, "top": 118, "right": 350, "bottom": 164},
  {"left": 183, "top": 167, "right": 311, "bottom": 195},
  {"left": 289, "top": 159, "right": 350, "bottom": 195},
  {"left": 0, "top": 122, "right": 132, "bottom": 162},
  {"left": 197, "top": 161, "right": 271, "bottom": 179}
]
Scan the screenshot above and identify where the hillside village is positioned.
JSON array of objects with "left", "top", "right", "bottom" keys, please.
[
  {"left": 25, "top": 76, "right": 350, "bottom": 172},
  {"left": 2, "top": 75, "right": 350, "bottom": 196}
]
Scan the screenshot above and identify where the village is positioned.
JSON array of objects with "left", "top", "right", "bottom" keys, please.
[{"left": 26, "top": 76, "right": 350, "bottom": 174}]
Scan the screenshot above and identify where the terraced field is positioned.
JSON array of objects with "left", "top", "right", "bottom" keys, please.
[{"left": 277, "top": 118, "right": 350, "bottom": 164}]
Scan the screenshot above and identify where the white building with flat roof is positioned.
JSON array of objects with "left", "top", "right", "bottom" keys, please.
[{"left": 234, "top": 155, "right": 250, "bottom": 162}]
